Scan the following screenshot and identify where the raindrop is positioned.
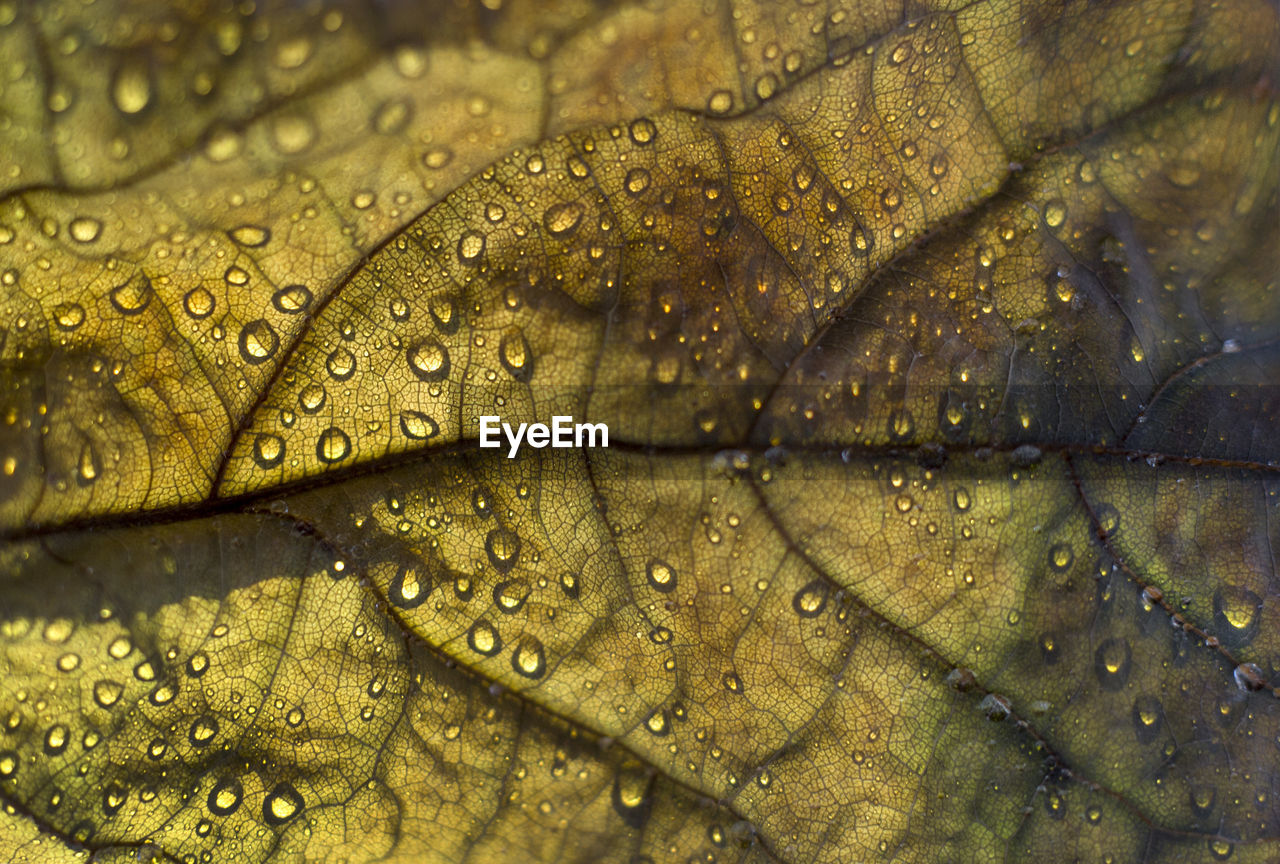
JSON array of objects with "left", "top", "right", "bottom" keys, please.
[
  {"left": 543, "top": 201, "right": 584, "bottom": 237},
  {"left": 298, "top": 384, "right": 327, "bottom": 414},
  {"left": 252, "top": 434, "right": 284, "bottom": 469},
  {"left": 238, "top": 320, "right": 280, "bottom": 364},
  {"left": 492, "top": 579, "right": 530, "bottom": 615},
  {"left": 498, "top": 329, "right": 534, "bottom": 382},
  {"left": 208, "top": 777, "right": 243, "bottom": 816},
  {"left": 53, "top": 302, "right": 85, "bottom": 330},
  {"left": 111, "top": 58, "right": 152, "bottom": 114},
  {"left": 624, "top": 168, "right": 651, "bottom": 196},
  {"left": 271, "top": 284, "right": 312, "bottom": 313},
  {"left": 611, "top": 762, "right": 654, "bottom": 828},
  {"left": 389, "top": 564, "right": 430, "bottom": 610},
  {"left": 628, "top": 118, "right": 658, "bottom": 145},
  {"left": 69, "top": 217, "right": 102, "bottom": 243},
  {"left": 707, "top": 90, "right": 733, "bottom": 115},
  {"left": 644, "top": 707, "right": 669, "bottom": 737},
  {"left": 229, "top": 225, "right": 270, "bottom": 247},
  {"left": 262, "top": 782, "right": 304, "bottom": 826},
  {"left": 109, "top": 273, "right": 153, "bottom": 315},
  {"left": 93, "top": 680, "right": 123, "bottom": 708},
  {"left": 792, "top": 580, "right": 829, "bottom": 618},
  {"left": 1043, "top": 200, "right": 1067, "bottom": 229},
  {"left": 1093, "top": 637, "right": 1131, "bottom": 691},
  {"left": 511, "top": 637, "right": 546, "bottom": 679},
  {"left": 429, "top": 295, "right": 459, "bottom": 333},
  {"left": 398, "top": 411, "right": 439, "bottom": 440},
  {"left": 645, "top": 559, "right": 677, "bottom": 593},
  {"left": 407, "top": 338, "right": 450, "bottom": 382},
  {"left": 466, "top": 619, "right": 502, "bottom": 656},
  {"left": 1213, "top": 585, "right": 1262, "bottom": 647},
  {"left": 457, "top": 230, "right": 486, "bottom": 263},
  {"left": 326, "top": 347, "right": 356, "bottom": 381},
  {"left": 485, "top": 527, "right": 521, "bottom": 574},
  {"left": 315, "top": 427, "right": 350, "bottom": 464},
  {"left": 188, "top": 716, "right": 219, "bottom": 747},
  {"left": 183, "top": 288, "right": 215, "bottom": 319},
  {"left": 44, "top": 724, "right": 69, "bottom": 755}
]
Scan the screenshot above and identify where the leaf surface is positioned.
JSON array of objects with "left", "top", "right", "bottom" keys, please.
[{"left": 0, "top": 1, "right": 1277, "bottom": 862}]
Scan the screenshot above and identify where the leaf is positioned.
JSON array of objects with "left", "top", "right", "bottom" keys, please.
[{"left": 0, "top": 0, "right": 1277, "bottom": 862}]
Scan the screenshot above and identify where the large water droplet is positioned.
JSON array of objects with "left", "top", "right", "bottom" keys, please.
[
  {"left": 315, "top": 427, "right": 350, "bottom": 464},
  {"left": 498, "top": 329, "right": 534, "bottom": 382},
  {"left": 262, "top": 782, "right": 304, "bottom": 825},
  {"left": 407, "top": 338, "right": 449, "bottom": 382},
  {"left": 543, "top": 201, "right": 583, "bottom": 237},
  {"left": 645, "top": 559, "right": 677, "bottom": 593},
  {"left": 511, "top": 637, "right": 546, "bottom": 679},
  {"left": 238, "top": 320, "right": 279, "bottom": 364}
]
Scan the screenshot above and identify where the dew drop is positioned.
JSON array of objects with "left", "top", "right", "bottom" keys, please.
[
  {"left": 298, "top": 384, "right": 327, "bottom": 414},
  {"left": 229, "top": 225, "right": 270, "bottom": 248},
  {"left": 183, "top": 288, "right": 215, "bottom": 319},
  {"left": 188, "top": 716, "right": 219, "bottom": 747},
  {"left": 398, "top": 411, "right": 439, "bottom": 440},
  {"left": 484, "top": 527, "right": 521, "bottom": 574},
  {"left": 208, "top": 777, "right": 243, "bottom": 816},
  {"left": 407, "top": 338, "right": 450, "bottom": 382},
  {"left": 390, "top": 564, "right": 430, "bottom": 610},
  {"left": 262, "top": 782, "right": 304, "bottom": 826},
  {"left": 457, "top": 230, "right": 486, "bottom": 262},
  {"left": 1043, "top": 200, "right": 1067, "bottom": 229},
  {"left": 645, "top": 558, "right": 677, "bottom": 593},
  {"left": 271, "top": 284, "right": 312, "bottom": 313},
  {"left": 511, "top": 637, "right": 546, "bottom": 679},
  {"left": 792, "top": 580, "right": 829, "bottom": 618},
  {"left": 238, "top": 320, "right": 279, "bottom": 364},
  {"left": 707, "top": 90, "right": 733, "bottom": 115},
  {"left": 624, "top": 168, "right": 651, "bottom": 196},
  {"left": 543, "top": 201, "right": 583, "bottom": 237},
  {"left": 44, "top": 724, "right": 69, "bottom": 755},
  {"left": 109, "top": 273, "right": 153, "bottom": 315},
  {"left": 69, "top": 217, "right": 102, "bottom": 243},
  {"left": 315, "top": 427, "right": 350, "bottom": 464},
  {"left": 325, "top": 347, "right": 356, "bottom": 381},
  {"left": 53, "top": 302, "right": 85, "bottom": 330},
  {"left": 644, "top": 707, "right": 669, "bottom": 736},
  {"left": 467, "top": 619, "right": 502, "bottom": 656},
  {"left": 498, "top": 329, "right": 534, "bottom": 382}
]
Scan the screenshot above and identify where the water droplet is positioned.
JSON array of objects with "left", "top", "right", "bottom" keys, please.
[
  {"left": 188, "top": 716, "right": 219, "bottom": 747},
  {"left": 315, "top": 427, "right": 350, "bottom": 464},
  {"left": 485, "top": 527, "right": 521, "bottom": 574},
  {"left": 511, "top": 637, "right": 546, "bottom": 679},
  {"left": 69, "top": 217, "right": 102, "bottom": 243},
  {"left": 1233, "top": 662, "right": 1265, "bottom": 692},
  {"left": 1209, "top": 838, "right": 1234, "bottom": 860},
  {"left": 272, "top": 114, "right": 316, "bottom": 154},
  {"left": 262, "top": 782, "right": 304, "bottom": 825},
  {"left": 102, "top": 782, "right": 127, "bottom": 816},
  {"left": 707, "top": 90, "right": 733, "bottom": 115},
  {"left": 298, "top": 384, "right": 327, "bottom": 414},
  {"left": 229, "top": 225, "right": 270, "bottom": 248},
  {"left": 251, "top": 434, "right": 284, "bottom": 470},
  {"left": 722, "top": 672, "right": 744, "bottom": 694},
  {"left": 325, "top": 347, "right": 356, "bottom": 381},
  {"left": 628, "top": 118, "right": 657, "bottom": 145},
  {"left": 93, "top": 680, "right": 123, "bottom": 708},
  {"left": 183, "top": 288, "right": 215, "bottom": 319},
  {"left": 146, "top": 736, "right": 167, "bottom": 760},
  {"left": 644, "top": 707, "right": 669, "bottom": 736},
  {"left": 889, "top": 42, "right": 911, "bottom": 65},
  {"left": 624, "top": 168, "right": 651, "bottom": 196},
  {"left": 186, "top": 652, "right": 209, "bottom": 677},
  {"left": 850, "top": 225, "right": 874, "bottom": 256},
  {"left": 286, "top": 707, "right": 304, "bottom": 727},
  {"left": 0, "top": 751, "right": 16, "bottom": 778},
  {"left": 1093, "top": 637, "right": 1131, "bottom": 690},
  {"left": 44, "top": 724, "right": 69, "bottom": 755},
  {"left": 111, "top": 59, "right": 151, "bottom": 114},
  {"left": 109, "top": 273, "right": 152, "bottom": 315},
  {"left": 208, "top": 777, "right": 243, "bottom": 816},
  {"left": 107, "top": 635, "right": 132, "bottom": 659},
  {"left": 1048, "top": 542, "right": 1074, "bottom": 573},
  {"left": 238, "top": 320, "right": 280, "bottom": 364},
  {"left": 397, "top": 338, "right": 450, "bottom": 388},
  {"left": 390, "top": 564, "right": 429, "bottom": 609},
  {"left": 1043, "top": 200, "right": 1067, "bottom": 229},
  {"left": 1213, "top": 585, "right": 1262, "bottom": 647},
  {"left": 645, "top": 559, "right": 677, "bottom": 593},
  {"left": 611, "top": 762, "right": 654, "bottom": 828},
  {"left": 543, "top": 201, "right": 583, "bottom": 237},
  {"left": 53, "top": 302, "right": 85, "bottom": 330},
  {"left": 754, "top": 72, "right": 778, "bottom": 100},
  {"left": 792, "top": 580, "right": 829, "bottom": 618},
  {"left": 492, "top": 579, "right": 530, "bottom": 614},
  {"left": 457, "top": 230, "right": 485, "bottom": 262},
  {"left": 398, "top": 411, "right": 439, "bottom": 440},
  {"left": 498, "top": 329, "right": 533, "bottom": 382},
  {"left": 373, "top": 98, "right": 411, "bottom": 134},
  {"left": 467, "top": 619, "right": 502, "bottom": 656}
]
